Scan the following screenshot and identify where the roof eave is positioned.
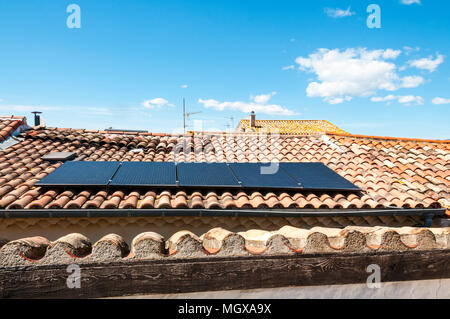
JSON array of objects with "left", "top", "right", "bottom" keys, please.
[{"left": 0, "top": 207, "right": 445, "bottom": 221}]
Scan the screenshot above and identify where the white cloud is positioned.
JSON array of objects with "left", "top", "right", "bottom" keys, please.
[
  {"left": 371, "top": 95, "right": 424, "bottom": 106},
  {"left": 198, "top": 94, "right": 296, "bottom": 116},
  {"left": 432, "top": 97, "right": 450, "bottom": 105},
  {"left": 403, "top": 46, "right": 420, "bottom": 56},
  {"left": 251, "top": 92, "right": 277, "bottom": 104},
  {"left": 181, "top": 84, "right": 188, "bottom": 89},
  {"left": 371, "top": 95, "right": 397, "bottom": 103},
  {"left": 408, "top": 54, "right": 444, "bottom": 72},
  {"left": 397, "top": 95, "right": 424, "bottom": 105},
  {"left": 401, "top": 75, "right": 425, "bottom": 88},
  {"left": 401, "top": 0, "right": 421, "bottom": 4},
  {"left": 282, "top": 65, "right": 295, "bottom": 71},
  {"left": 328, "top": 97, "right": 352, "bottom": 104},
  {"left": 295, "top": 48, "right": 428, "bottom": 104},
  {"left": 325, "top": 7, "right": 355, "bottom": 18},
  {"left": 142, "top": 98, "right": 174, "bottom": 109},
  {"left": 381, "top": 49, "right": 402, "bottom": 59}
]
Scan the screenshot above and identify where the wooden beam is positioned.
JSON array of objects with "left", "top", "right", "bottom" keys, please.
[{"left": 1, "top": 250, "right": 449, "bottom": 299}]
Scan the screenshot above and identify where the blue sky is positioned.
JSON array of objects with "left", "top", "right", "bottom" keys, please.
[{"left": 0, "top": 0, "right": 449, "bottom": 138}]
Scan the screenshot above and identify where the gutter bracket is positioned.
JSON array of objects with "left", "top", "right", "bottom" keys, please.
[{"left": 423, "top": 213, "right": 434, "bottom": 228}]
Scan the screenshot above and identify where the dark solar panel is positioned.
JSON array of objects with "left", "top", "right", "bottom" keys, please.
[
  {"left": 177, "top": 162, "right": 241, "bottom": 188},
  {"left": 36, "top": 161, "right": 121, "bottom": 187},
  {"left": 280, "top": 162, "right": 360, "bottom": 191},
  {"left": 229, "top": 162, "right": 300, "bottom": 189},
  {"left": 109, "top": 162, "right": 176, "bottom": 187}
]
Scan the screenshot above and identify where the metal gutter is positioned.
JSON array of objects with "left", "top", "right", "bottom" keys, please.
[{"left": 0, "top": 208, "right": 445, "bottom": 223}]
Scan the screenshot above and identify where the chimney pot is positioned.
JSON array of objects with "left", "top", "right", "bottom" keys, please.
[
  {"left": 31, "top": 111, "right": 42, "bottom": 126},
  {"left": 250, "top": 111, "right": 256, "bottom": 128}
]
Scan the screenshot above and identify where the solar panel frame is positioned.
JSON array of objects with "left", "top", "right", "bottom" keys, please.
[
  {"left": 229, "top": 162, "right": 301, "bottom": 190},
  {"left": 36, "top": 161, "right": 121, "bottom": 187},
  {"left": 280, "top": 162, "right": 360, "bottom": 191},
  {"left": 109, "top": 161, "right": 177, "bottom": 187},
  {"left": 177, "top": 162, "right": 241, "bottom": 188}
]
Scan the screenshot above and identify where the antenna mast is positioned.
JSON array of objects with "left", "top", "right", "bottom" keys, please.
[
  {"left": 183, "top": 98, "right": 202, "bottom": 133},
  {"left": 183, "top": 98, "right": 186, "bottom": 134},
  {"left": 225, "top": 116, "right": 235, "bottom": 131}
]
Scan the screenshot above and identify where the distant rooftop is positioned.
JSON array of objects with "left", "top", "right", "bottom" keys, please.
[{"left": 236, "top": 119, "right": 348, "bottom": 135}]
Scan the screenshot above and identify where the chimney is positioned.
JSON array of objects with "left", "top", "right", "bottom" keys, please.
[
  {"left": 250, "top": 111, "right": 256, "bottom": 128},
  {"left": 32, "top": 111, "right": 42, "bottom": 126}
]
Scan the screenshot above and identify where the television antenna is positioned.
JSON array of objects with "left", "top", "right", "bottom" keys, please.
[
  {"left": 224, "top": 116, "right": 234, "bottom": 131},
  {"left": 183, "top": 98, "right": 202, "bottom": 133}
]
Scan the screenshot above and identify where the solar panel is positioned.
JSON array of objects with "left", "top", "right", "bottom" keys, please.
[
  {"left": 280, "top": 162, "right": 360, "bottom": 191},
  {"left": 36, "top": 161, "right": 121, "bottom": 187},
  {"left": 229, "top": 162, "right": 300, "bottom": 189},
  {"left": 110, "top": 162, "right": 176, "bottom": 187},
  {"left": 177, "top": 162, "right": 241, "bottom": 188}
]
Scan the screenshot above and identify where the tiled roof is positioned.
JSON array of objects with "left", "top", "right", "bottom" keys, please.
[
  {"left": 0, "top": 116, "right": 26, "bottom": 143},
  {"left": 0, "top": 126, "right": 448, "bottom": 213},
  {"left": 236, "top": 119, "right": 348, "bottom": 135},
  {"left": 1, "top": 226, "right": 449, "bottom": 266}
]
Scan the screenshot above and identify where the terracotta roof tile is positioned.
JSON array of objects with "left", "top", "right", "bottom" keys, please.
[
  {"left": 0, "top": 126, "right": 448, "bottom": 215},
  {"left": 0, "top": 116, "right": 27, "bottom": 143},
  {"left": 1, "top": 226, "right": 449, "bottom": 266},
  {"left": 0, "top": 116, "right": 26, "bottom": 143},
  {"left": 237, "top": 119, "right": 347, "bottom": 135}
]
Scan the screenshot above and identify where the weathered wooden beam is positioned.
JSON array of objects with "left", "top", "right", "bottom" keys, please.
[{"left": 1, "top": 250, "right": 449, "bottom": 299}]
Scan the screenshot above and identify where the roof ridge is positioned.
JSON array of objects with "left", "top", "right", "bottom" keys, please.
[
  {"left": 29, "top": 127, "right": 320, "bottom": 138},
  {"left": 24, "top": 126, "right": 450, "bottom": 143},
  {"left": 0, "top": 115, "right": 26, "bottom": 121},
  {"left": 239, "top": 119, "right": 335, "bottom": 122},
  {"left": 326, "top": 131, "right": 450, "bottom": 144},
  {"left": 30, "top": 127, "right": 168, "bottom": 137}
]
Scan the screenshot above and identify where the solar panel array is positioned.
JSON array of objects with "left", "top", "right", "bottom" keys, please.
[{"left": 37, "top": 161, "right": 360, "bottom": 192}]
